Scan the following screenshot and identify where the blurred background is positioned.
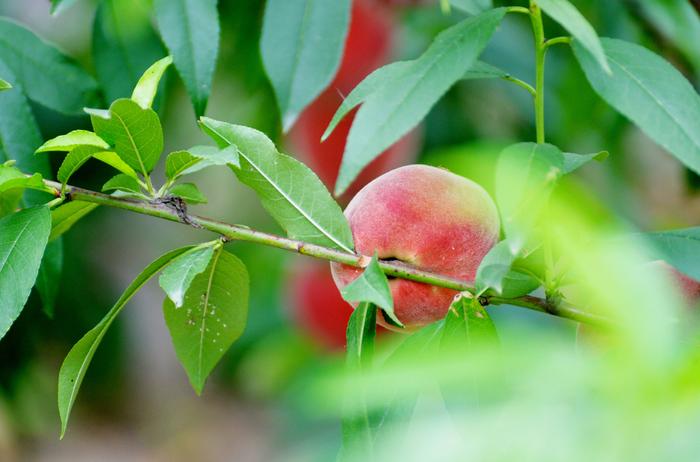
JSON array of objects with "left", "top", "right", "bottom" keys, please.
[{"left": 1, "top": 0, "right": 700, "bottom": 460}]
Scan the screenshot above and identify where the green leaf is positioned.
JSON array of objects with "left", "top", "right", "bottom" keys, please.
[
  {"left": 442, "top": 294, "right": 497, "bottom": 349},
  {"left": 163, "top": 248, "right": 249, "bottom": 394},
  {"left": 450, "top": 0, "right": 492, "bottom": 15},
  {"left": 536, "top": 0, "right": 610, "bottom": 73},
  {"left": 0, "top": 206, "right": 51, "bottom": 339},
  {"left": 463, "top": 60, "right": 508, "bottom": 80},
  {"left": 495, "top": 142, "right": 563, "bottom": 249},
  {"left": 49, "top": 201, "right": 98, "bottom": 241},
  {"left": 261, "top": 0, "right": 351, "bottom": 130},
  {"left": 102, "top": 174, "right": 141, "bottom": 194},
  {"left": 35, "top": 130, "right": 110, "bottom": 153},
  {"left": 340, "top": 254, "right": 400, "bottom": 327},
  {"left": 0, "top": 165, "right": 52, "bottom": 216},
  {"left": 93, "top": 0, "right": 166, "bottom": 104},
  {"left": 35, "top": 238, "right": 63, "bottom": 318},
  {"left": 0, "top": 18, "right": 99, "bottom": 114},
  {"left": 200, "top": 118, "right": 354, "bottom": 252},
  {"left": 169, "top": 183, "right": 207, "bottom": 204},
  {"left": 154, "top": 0, "right": 220, "bottom": 117},
  {"left": 573, "top": 38, "right": 700, "bottom": 177},
  {"left": 92, "top": 151, "right": 139, "bottom": 179},
  {"left": 644, "top": 228, "right": 700, "bottom": 281},
  {"left": 58, "top": 246, "right": 193, "bottom": 438},
  {"left": 475, "top": 240, "right": 518, "bottom": 295},
  {"left": 57, "top": 146, "right": 102, "bottom": 186},
  {"left": 165, "top": 145, "right": 239, "bottom": 181},
  {"left": 562, "top": 150, "right": 608, "bottom": 174},
  {"left": 499, "top": 269, "right": 540, "bottom": 299},
  {"left": 131, "top": 56, "right": 173, "bottom": 109},
  {"left": 50, "top": 0, "right": 79, "bottom": 15},
  {"left": 0, "top": 79, "right": 10, "bottom": 91},
  {"left": 335, "top": 8, "right": 506, "bottom": 196},
  {"left": 89, "top": 98, "right": 164, "bottom": 176},
  {"left": 159, "top": 245, "right": 215, "bottom": 308}
]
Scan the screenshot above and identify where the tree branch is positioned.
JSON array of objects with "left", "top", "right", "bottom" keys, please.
[{"left": 46, "top": 179, "right": 606, "bottom": 326}]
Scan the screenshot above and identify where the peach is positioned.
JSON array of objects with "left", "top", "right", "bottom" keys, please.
[{"left": 331, "top": 165, "right": 500, "bottom": 330}]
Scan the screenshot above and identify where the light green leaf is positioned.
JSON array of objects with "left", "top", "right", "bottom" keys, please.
[
  {"left": 154, "top": 0, "right": 220, "bottom": 117},
  {"left": 131, "top": 56, "right": 173, "bottom": 109},
  {"left": 102, "top": 174, "right": 141, "bottom": 194},
  {"left": 90, "top": 98, "right": 164, "bottom": 176},
  {"left": 0, "top": 79, "right": 11, "bottom": 91},
  {"left": 644, "top": 228, "right": 700, "bottom": 282},
  {"left": 261, "top": 0, "right": 351, "bottom": 130},
  {"left": 93, "top": 0, "right": 166, "bottom": 104},
  {"left": 35, "top": 238, "right": 63, "bottom": 318},
  {"left": 0, "top": 206, "right": 51, "bottom": 339},
  {"left": 159, "top": 245, "right": 215, "bottom": 308},
  {"left": 50, "top": 0, "right": 79, "bottom": 15},
  {"left": 574, "top": 38, "right": 700, "bottom": 177},
  {"left": 165, "top": 151, "right": 200, "bottom": 180},
  {"left": 165, "top": 146, "right": 239, "bottom": 181},
  {"left": 58, "top": 246, "right": 193, "bottom": 438},
  {"left": 450, "top": 0, "right": 492, "bottom": 15},
  {"left": 200, "top": 118, "right": 354, "bottom": 252},
  {"left": 335, "top": 8, "right": 506, "bottom": 195},
  {"left": 169, "top": 183, "right": 207, "bottom": 204},
  {"left": 0, "top": 165, "right": 52, "bottom": 216},
  {"left": 499, "top": 269, "right": 541, "bottom": 299},
  {"left": 49, "top": 201, "right": 98, "bottom": 241},
  {"left": 0, "top": 18, "right": 99, "bottom": 114},
  {"left": 475, "top": 240, "right": 518, "bottom": 295},
  {"left": 57, "top": 146, "right": 102, "bottom": 186},
  {"left": 463, "top": 60, "right": 509, "bottom": 80},
  {"left": 92, "top": 151, "right": 139, "bottom": 179},
  {"left": 163, "top": 248, "right": 249, "bottom": 394},
  {"left": 441, "top": 294, "right": 498, "bottom": 349},
  {"left": 536, "top": 0, "right": 610, "bottom": 73},
  {"left": 562, "top": 150, "right": 608, "bottom": 173},
  {"left": 35, "top": 130, "right": 110, "bottom": 153},
  {"left": 340, "top": 254, "right": 400, "bottom": 327}
]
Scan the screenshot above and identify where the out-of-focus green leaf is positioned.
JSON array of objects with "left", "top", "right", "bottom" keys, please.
[
  {"left": 574, "top": 38, "right": 700, "bottom": 177},
  {"left": 101, "top": 174, "right": 141, "bottom": 194},
  {"left": 536, "top": 0, "right": 610, "bottom": 73},
  {"left": 49, "top": 201, "right": 98, "bottom": 241},
  {"left": 58, "top": 246, "right": 194, "bottom": 438},
  {"left": 200, "top": 117, "right": 354, "bottom": 252},
  {"left": 340, "top": 254, "right": 400, "bottom": 327},
  {"left": 644, "top": 228, "right": 700, "bottom": 282},
  {"left": 35, "top": 238, "right": 63, "bottom": 318},
  {"left": 154, "top": 0, "right": 219, "bottom": 117},
  {"left": 89, "top": 99, "right": 163, "bottom": 175},
  {"left": 334, "top": 8, "right": 506, "bottom": 196},
  {"left": 0, "top": 206, "right": 51, "bottom": 339},
  {"left": 57, "top": 146, "right": 102, "bottom": 186},
  {"left": 93, "top": 0, "right": 166, "bottom": 104},
  {"left": 562, "top": 150, "right": 608, "bottom": 174},
  {"left": 499, "top": 269, "right": 540, "bottom": 299},
  {"left": 0, "top": 79, "right": 11, "bottom": 91},
  {"left": 50, "top": 0, "right": 79, "bottom": 15},
  {"left": 475, "top": 239, "right": 518, "bottom": 295},
  {"left": 159, "top": 244, "right": 215, "bottom": 308},
  {"left": 169, "top": 183, "right": 207, "bottom": 204},
  {"left": 36, "top": 130, "right": 110, "bottom": 153},
  {"left": 450, "top": 0, "right": 492, "bottom": 15},
  {"left": 163, "top": 248, "right": 249, "bottom": 394},
  {"left": 462, "top": 60, "right": 508, "bottom": 79},
  {"left": 131, "top": 56, "right": 172, "bottom": 110},
  {"left": 261, "top": 0, "right": 351, "bottom": 130},
  {"left": 0, "top": 18, "right": 99, "bottom": 113}
]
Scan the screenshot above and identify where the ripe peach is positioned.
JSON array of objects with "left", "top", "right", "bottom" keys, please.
[{"left": 331, "top": 165, "right": 500, "bottom": 330}]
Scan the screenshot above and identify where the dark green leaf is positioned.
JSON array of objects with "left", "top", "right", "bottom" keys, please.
[
  {"left": 168, "top": 183, "right": 207, "bottom": 204},
  {"left": 450, "top": 0, "right": 492, "bottom": 15},
  {"left": 89, "top": 98, "right": 164, "bottom": 175},
  {"left": 536, "top": 0, "right": 610, "bottom": 73},
  {"left": 102, "top": 174, "right": 141, "bottom": 194},
  {"left": 93, "top": 0, "right": 167, "bottom": 104},
  {"left": 340, "top": 254, "right": 400, "bottom": 327},
  {"left": 644, "top": 228, "right": 700, "bottom": 281},
  {"left": 35, "top": 238, "right": 63, "bottom": 318},
  {"left": 0, "top": 18, "right": 99, "bottom": 113},
  {"left": 261, "top": 0, "right": 351, "bottom": 130},
  {"left": 154, "top": 0, "right": 220, "bottom": 117},
  {"left": 574, "top": 38, "right": 700, "bottom": 177},
  {"left": 36, "top": 130, "right": 110, "bottom": 153},
  {"left": 58, "top": 246, "right": 194, "bottom": 438},
  {"left": 0, "top": 206, "right": 51, "bottom": 339},
  {"left": 159, "top": 245, "right": 215, "bottom": 308},
  {"left": 49, "top": 201, "right": 98, "bottom": 241},
  {"left": 562, "top": 150, "right": 608, "bottom": 174},
  {"left": 200, "top": 118, "right": 354, "bottom": 252},
  {"left": 335, "top": 8, "right": 506, "bottom": 195},
  {"left": 163, "top": 248, "right": 249, "bottom": 394}
]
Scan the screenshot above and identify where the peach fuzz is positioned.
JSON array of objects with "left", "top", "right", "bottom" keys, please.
[{"left": 331, "top": 165, "right": 500, "bottom": 330}]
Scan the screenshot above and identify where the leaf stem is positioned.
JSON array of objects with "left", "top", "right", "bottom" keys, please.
[
  {"left": 529, "top": 1, "right": 546, "bottom": 144},
  {"left": 506, "top": 6, "right": 531, "bottom": 15},
  {"left": 45, "top": 178, "right": 605, "bottom": 326},
  {"left": 545, "top": 36, "right": 572, "bottom": 49},
  {"left": 502, "top": 75, "right": 536, "bottom": 97}
]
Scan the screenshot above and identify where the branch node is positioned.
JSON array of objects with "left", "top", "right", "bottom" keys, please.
[{"left": 153, "top": 195, "right": 203, "bottom": 229}]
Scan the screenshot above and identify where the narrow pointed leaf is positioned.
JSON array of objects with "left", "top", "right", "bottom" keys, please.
[
  {"left": 131, "top": 56, "right": 173, "bottom": 109},
  {"left": 165, "top": 146, "right": 239, "bottom": 181},
  {"left": 562, "top": 150, "right": 608, "bottom": 173},
  {"left": 536, "top": 0, "right": 610, "bottom": 73},
  {"left": 154, "top": 0, "right": 220, "bottom": 117},
  {"left": 163, "top": 248, "right": 249, "bottom": 394},
  {"left": 0, "top": 206, "right": 51, "bottom": 339},
  {"left": 0, "top": 79, "right": 11, "bottom": 91},
  {"left": 336, "top": 8, "right": 506, "bottom": 195},
  {"left": 159, "top": 245, "right": 215, "bottom": 308},
  {"left": 200, "top": 118, "right": 354, "bottom": 252},
  {"left": 341, "top": 254, "right": 400, "bottom": 327},
  {"left": 50, "top": 201, "right": 98, "bottom": 241},
  {"left": 36, "top": 130, "right": 109, "bottom": 153},
  {"left": 169, "top": 183, "right": 207, "bottom": 204},
  {"left": 58, "top": 246, "right": 194, "bottom": 438},
  {"left": 574, "top": 38, "right": 700, "bottom": 177},
  {"left": 102, "top": 174, "right": 141, "bottom": 193},
  {"left": 462, "top": 60, "right": 508, "bottom": 79},
  {"left": 261, "top": 0, "right": 351, "bottom": 130}
]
